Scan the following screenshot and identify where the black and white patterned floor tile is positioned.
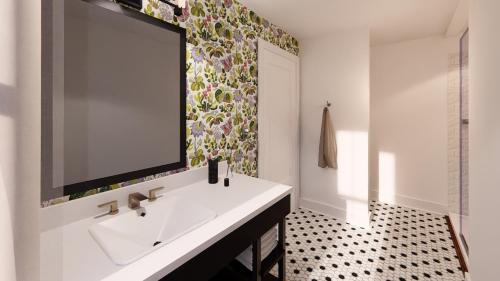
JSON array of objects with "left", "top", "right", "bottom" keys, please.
[{"left": 278, "top": 201, "right": 464, "bottom": 281}]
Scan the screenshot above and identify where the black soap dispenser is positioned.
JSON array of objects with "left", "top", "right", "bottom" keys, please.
[{"left": 208, "top": 158, "right": 218, "bottom": 184}]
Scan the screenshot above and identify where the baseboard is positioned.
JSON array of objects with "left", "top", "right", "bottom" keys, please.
[
  {"left": 445, "top": 215, "right": 469, "bottom": 274},
  {"left": 448, "top": 212, "right": 470, "bottom": 270},
  {"left": 299, "top": 197, "right": 346, "bottom": 221},
  {"left": 369, "top": 189, "right": 447, "bottom": 214}
]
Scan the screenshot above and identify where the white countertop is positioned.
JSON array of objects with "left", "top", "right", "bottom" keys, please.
[{"left": 40, "top": 173, "right": 292, "bottom": 281}]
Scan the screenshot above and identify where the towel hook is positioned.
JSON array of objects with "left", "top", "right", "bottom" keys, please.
[{"left": 326, "top": 101, "right": 332, "bottom": 107}]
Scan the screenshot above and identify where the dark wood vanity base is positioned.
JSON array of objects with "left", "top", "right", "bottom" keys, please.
[{"left": 161, "top": 195, "right": 291, "bottom": 281}]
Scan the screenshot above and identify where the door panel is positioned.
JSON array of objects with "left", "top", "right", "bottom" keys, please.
[{"left": 258, "top": 39, "right": 299, "bottom": 209}]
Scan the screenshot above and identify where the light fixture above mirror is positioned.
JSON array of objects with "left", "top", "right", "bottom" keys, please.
[{"left": 160, "top": 0, "right": 186, "bottom": 16}]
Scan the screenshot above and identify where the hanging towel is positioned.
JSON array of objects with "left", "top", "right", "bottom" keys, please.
[{"left": 318, "top": 107, "right": 338, "bottom": 169}]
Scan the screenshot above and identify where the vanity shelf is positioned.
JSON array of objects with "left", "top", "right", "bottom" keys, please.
[
  {"left": 261, "top": 246, "right": 285, "bottom": 277},
  {"left": 160, "top": 194, "right": 290, "bottom": 281},
  {"left": 210, "top": 259, "right": 282, "bottom": 281}
]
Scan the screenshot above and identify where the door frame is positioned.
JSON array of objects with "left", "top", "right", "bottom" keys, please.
[{"left": 257, "top": 38, "right": 300, "bottom": 209}]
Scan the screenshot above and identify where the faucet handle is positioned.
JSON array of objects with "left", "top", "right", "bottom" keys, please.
[
  {"left": 148, "top": 187, "right": 164, "bottom": 202},
  {"left": 98, "top": 200, "right": 119, "bottom": 215}
]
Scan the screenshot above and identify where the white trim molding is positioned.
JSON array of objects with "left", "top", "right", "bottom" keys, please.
[
  {"left": 300, "top": 191, "right": 447, "bottom": 224},
  {"left": 448, "top": 212, "right": 470, "bottom": 270},
  {"left": 369, "top": 189, "right": 447, "bottom": 215},
  {"left": 299, "top": 197, "right": 346, "bottom": 220}
]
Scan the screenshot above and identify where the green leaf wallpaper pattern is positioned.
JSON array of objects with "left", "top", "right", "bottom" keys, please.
[{"left": 42, "top": 0, "right": 299, "bottom": 207}]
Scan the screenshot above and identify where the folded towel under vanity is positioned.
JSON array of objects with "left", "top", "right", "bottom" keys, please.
[
  {"left": 318, "top": 107, "right": 338, "bottom": 169},
  {"left": 236, "top": 225, "right": 278, "bottom": 270}
]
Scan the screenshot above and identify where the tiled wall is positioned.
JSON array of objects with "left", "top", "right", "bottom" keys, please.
[
  {"left": 42, "top": 0, "right": 299, "bottom": 206},
  {"left": 447, "top": 54, "right": 460, "bottom": 214}
]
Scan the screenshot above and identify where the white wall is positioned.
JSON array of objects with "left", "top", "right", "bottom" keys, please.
[
  {"left": 300, "top": 28, "right": 370, "bottom": 227},
  {"left": 469, "top": 1, "right": 500, "bottom": 279},
  {"left": 0, "top": 0, "right": 41, "bottom": 280},
  {"left": 0, "top": 1, "right": 18, "bottom": 279},
  {"left": 370, "top": 36, "right": 458, "bottom": 213}
]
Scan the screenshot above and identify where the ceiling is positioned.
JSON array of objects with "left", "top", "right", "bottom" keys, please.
[{"left": 239, "top": 0, "right": 464, "bottom": 45}]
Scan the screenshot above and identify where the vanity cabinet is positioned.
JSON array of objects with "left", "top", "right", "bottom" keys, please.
[{"left": 160, "top": 195, "right": 290, "bottom": 281}]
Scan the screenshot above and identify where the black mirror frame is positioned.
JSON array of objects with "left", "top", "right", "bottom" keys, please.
[{"left": 41, "top": 0, "right": 187, "bottom": 201}]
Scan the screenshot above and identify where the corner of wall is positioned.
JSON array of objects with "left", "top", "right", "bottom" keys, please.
[{"left": 299, "top": 28, "right": 370, "bottom": 228}]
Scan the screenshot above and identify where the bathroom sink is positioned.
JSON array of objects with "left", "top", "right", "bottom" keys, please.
[{"left": 89, "top": 196, "right": 217, "bottom": 265}]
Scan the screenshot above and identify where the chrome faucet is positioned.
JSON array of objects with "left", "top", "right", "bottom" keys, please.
[{"left": 128, "top": 192, "right": 148, "bottom": 210}]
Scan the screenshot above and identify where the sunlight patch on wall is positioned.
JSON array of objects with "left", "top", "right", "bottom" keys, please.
[
  {"left": 337, "top": 131, "right": 368, "bottom": 201},
  {"left": 336, "top": 130, "right": 369, "bottom": 227}
]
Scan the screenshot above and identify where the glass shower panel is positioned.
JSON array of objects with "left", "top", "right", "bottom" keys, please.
[{"left": 459, "top": 29, "right": 469, "bottom": 254}]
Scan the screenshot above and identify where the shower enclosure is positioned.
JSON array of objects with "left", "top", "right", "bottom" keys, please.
[{"left": 459, "top": 29, "right": 469, "bottom": 254}]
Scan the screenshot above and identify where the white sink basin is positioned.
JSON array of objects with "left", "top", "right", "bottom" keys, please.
[{"left": 89, "top": 196, "right": 217, "bottom": 265}]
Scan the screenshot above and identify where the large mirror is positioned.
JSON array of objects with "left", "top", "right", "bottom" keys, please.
[{"left": 42, "top": 0, "right": 186, "bottom": 201}]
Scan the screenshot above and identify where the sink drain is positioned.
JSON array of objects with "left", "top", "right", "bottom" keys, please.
[{"left": 153, "top": 241, "right": 162, "bottom": 246}]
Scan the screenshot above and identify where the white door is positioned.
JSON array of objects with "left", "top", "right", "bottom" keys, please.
[{"left": 258, "top": 38, "right": 300, "bottom": 209}]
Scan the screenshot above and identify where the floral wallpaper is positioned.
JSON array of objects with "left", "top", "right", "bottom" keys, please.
[{"left": 42, "top": 0, "right": 299, "bottom": 207}]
